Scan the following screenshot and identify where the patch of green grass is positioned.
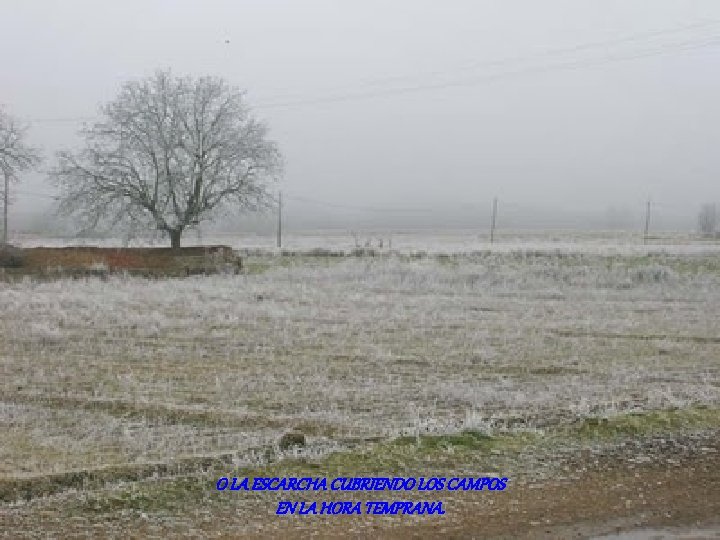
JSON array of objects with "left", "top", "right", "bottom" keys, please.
[
  {"left": 256, "top": 430, "right": 536, "bottom": 483},
  {"left": 242, "top": 261, "right": 274, "bottom": 274},
  {"left": 392, "top": 429, "right": 493, "bottom": 450},
  {"left": 574, "top": 407, "right": 720, "bottom": 439},
  {"left": 51, "top": 407, "right": 720, "bottom": 516},
  {"left": 61, "top": 429, "right": 533, "bottom": 515},
  {"left": 70, "top": 476, "right": 216, "bottom": 515},
  {"left": 527, "top": 366, "right": 584, "bottom": 376},
  {"left": 599, "top": 253, "right": 720, "bottom": 277},
  {"left": 670, "top": 257, "right": 720, "bottom": 277},
  {"left": 435, "top": 254, "right": 460, "bottom": 267},
  {"left": 486, "top": 364, "right": 586, "bottom": 378},
  {"left": 242, "top": 255, "right": 347, "bottom": 274}
]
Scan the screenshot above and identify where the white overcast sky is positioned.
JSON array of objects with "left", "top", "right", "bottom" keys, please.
[{"left": 2, "top": 0, "right": 719, "bottom": 229}]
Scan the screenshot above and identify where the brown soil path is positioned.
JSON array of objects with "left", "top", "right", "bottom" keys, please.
[{"left": 1, "top": 437, "right": 718, "bottom": 539}]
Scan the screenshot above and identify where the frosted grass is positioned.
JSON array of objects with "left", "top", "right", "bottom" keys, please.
[
  {"left": 13, "top": 229, "right": 720, "bottom": 256},
  {"left": 1, "top": 252, "right": 719, "bottom": 475}
]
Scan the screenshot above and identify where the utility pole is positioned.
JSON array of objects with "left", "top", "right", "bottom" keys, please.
[
  {"left": 490, "top": 197, "right": 498, "bottom": 244},
  {"left": 2, "top": 172, "right": 8, "bottom": 245},
  {"left": 277, "top": 190, "right": 282, "bottom": 249},
  {"left": 643, "top": 197, "right": 651, "bottom": 245}
]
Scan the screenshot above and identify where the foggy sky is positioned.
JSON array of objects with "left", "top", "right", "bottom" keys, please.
[{"left": 2, "top": 0, "right": 720, "bottom": 232}]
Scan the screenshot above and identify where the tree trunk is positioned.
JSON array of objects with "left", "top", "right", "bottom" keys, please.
[
  {"left": 3, "top": 172, "right": 8, "bottom": 245},
  {"left": 169, "top": 229, "right": 182, "bottom": 250}
]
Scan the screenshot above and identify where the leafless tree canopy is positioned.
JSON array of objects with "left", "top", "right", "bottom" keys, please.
[
  {"left": 1, "top": 107, "right": 41, "bottom": 192},
  {"left": 1, "top": 107, "right": 42, "bottom": 244},
  {"left": 52, "top": 70, "right": 283, "bottom": 248},
  {"left": 698, "top": 203, "right": 718, "bottom": 236}
]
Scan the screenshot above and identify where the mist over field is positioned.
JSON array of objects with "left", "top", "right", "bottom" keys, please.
[{"left": 2, "top": 0, "right": 720, "bottom": 238}]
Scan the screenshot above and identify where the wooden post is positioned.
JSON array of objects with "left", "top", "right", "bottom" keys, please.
[
  {"left": 2, "top": 172, "right": 8, "bottom": 245},
  {"left": 277, "top": 190, "right": 282, "bottom": 249},
  {"left": 490, "top": 197, "right": 498, "bottom": 244},
  {"left": 643, "top": 198, "right": 651, "bottom": 245}
]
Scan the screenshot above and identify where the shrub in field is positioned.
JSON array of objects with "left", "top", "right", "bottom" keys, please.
[
  {"left": 350, "top": 247, "right": 378, "bottom": 257},
  {"left": 632, "top": 264, "right": 675, "bottom": 283},
  {"left": 278, "top": 431, "right": 306, "bottom": 450},
  {"left": 307, "top": 247, "right": 344, "bottom": 257},
  {"left": 0, "top": 244, "right": 25, "bottom": 267}
]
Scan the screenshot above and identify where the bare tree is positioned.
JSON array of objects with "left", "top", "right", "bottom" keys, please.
[
  {"left": 51, "top": 70, "right": 283, "bottom": 248},
  {"left": 698, "top": 203, "right": 717, "bottom": 237},
  {"left": 1, "top": 107, "right": 42, "bottom": 244}
]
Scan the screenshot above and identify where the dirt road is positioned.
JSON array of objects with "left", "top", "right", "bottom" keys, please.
[{"left": 2, "top": 434, "right": 719, "bottom": 539}]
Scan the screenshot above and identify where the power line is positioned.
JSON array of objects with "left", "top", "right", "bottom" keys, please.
[
  {"left": 283, "top": 193, "right": 430, "bottom": 213},
  {"left": 255, "top": 35, "right": 720, "bottom": 109},
  {"left": 24, "top": 23, "right": 720, "bottom": 124},
  {"left": 10, "top": 187, "right": 431, "bottom": 214},
  {"left": 259, "top": 18, "right": 720, "bottom": 99}
]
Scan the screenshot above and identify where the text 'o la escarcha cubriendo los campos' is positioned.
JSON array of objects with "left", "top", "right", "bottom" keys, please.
[{"left": 216, "top": 476, "right": 509, "bottom": 515}]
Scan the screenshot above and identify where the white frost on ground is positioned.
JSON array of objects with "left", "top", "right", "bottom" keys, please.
[
  {"left": 1, "top": 250, "right": 719, "bottom": 474},
  {"left": 12, "top": 229, "right": 720, "bottom": 256}
]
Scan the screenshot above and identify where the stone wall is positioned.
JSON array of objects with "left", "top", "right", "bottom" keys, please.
[{"left": 1, "top": 245, "right": 242, "bottom": 277}]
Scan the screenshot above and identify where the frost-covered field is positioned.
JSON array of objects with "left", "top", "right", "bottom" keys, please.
[
  {"left": 13, "top": 229, "right": 720, "bottom": 255},
  {"left": 1, "top": 249, "right": 720, "bottom": 479}
]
